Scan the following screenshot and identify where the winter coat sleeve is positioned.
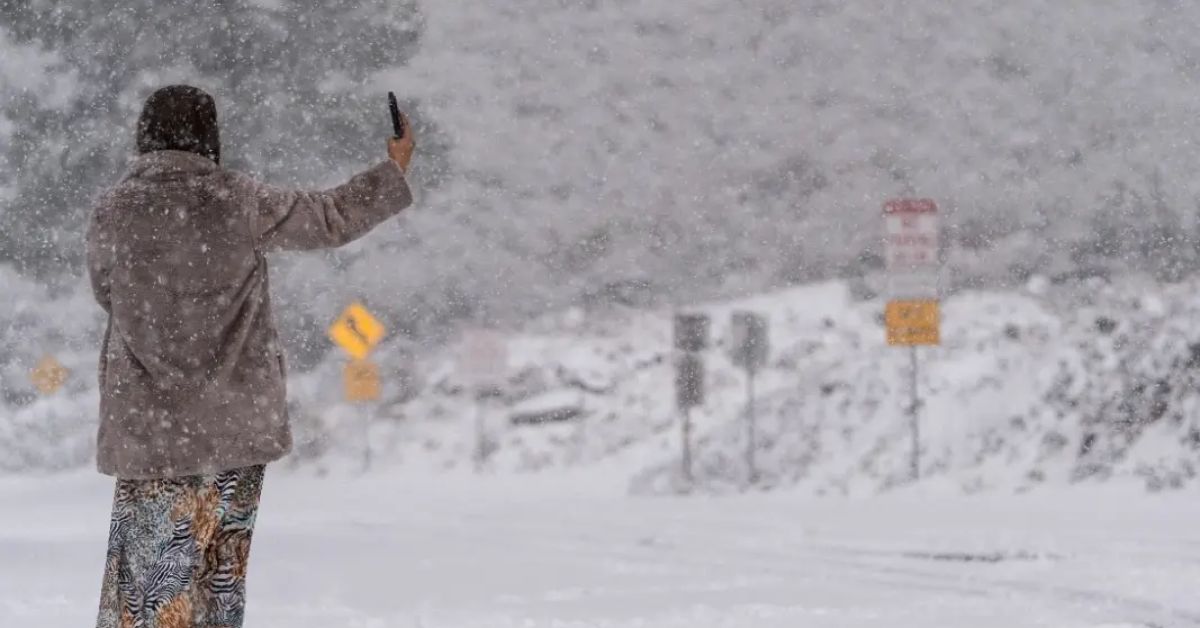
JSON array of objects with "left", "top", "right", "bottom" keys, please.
[{"left": 237, "top": 161, "right": 413, "bottom": 252}]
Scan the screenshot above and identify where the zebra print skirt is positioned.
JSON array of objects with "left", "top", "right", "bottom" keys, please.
[{"left": 96, "top": 465, "right": 265, "bottom": 628}]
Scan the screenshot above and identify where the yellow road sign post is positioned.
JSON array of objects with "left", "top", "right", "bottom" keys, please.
[
  {"left": 329, "top": 302, "right": 388, "bottom": 472},
  {"left": 884, "top": 199, "right": 941, "bottom": 482},
  {"left": 31, "top": 356, "right": 69, "bottom": 396}
]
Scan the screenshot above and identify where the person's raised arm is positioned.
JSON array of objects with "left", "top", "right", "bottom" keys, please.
[{"left": 243, "top": 114, "right": 416, "bottom": 252}]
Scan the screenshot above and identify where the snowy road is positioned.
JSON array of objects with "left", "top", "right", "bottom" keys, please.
[{"left": 2, "top": 473, "right": 1198, "bottom": 627}]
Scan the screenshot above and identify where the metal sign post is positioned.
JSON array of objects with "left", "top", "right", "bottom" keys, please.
[
  {"left": 731, "top": 311, "right": 769, "bottom": 485},
  {"left": 675, "top": 352, "right": 704, "bottom": 483},
  {"left": 474, "top": 402, "right": 487, "bottom": 473},
  {"left": 674, "top": 313, "right": 709, "bottom": 485},
  {"left": 459, "top": 329, "right": 509, "bottom": 473},
  {"left": 343, "top": 359, "right": 382, "bottom": 470},
  {"left": 908, "top": 346, "right": 920, "bottom": 481},
  {"left": 747, "top": 374, "right": 755, "bottom": 481},
  {"left": 883, "top": 199, "right": 941, "bottom": 481},
  {"left": 329, "top": 302, "right": 387, "bottom": 472}
]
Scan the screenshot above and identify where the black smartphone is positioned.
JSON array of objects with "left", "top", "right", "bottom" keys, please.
[{"left": 387, "top": 91, "right": 405, "bottom": 139}]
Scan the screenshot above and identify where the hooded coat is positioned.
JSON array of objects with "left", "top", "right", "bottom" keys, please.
[{"left": 86, "top": 87, "right": 412, "bottom": 478}]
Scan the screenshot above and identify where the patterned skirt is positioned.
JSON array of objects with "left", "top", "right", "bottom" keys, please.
[{"left": 96, "top": 465, "right": 265, "bottom": 628}]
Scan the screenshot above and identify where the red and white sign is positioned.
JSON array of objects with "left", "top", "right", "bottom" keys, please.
[
  {"left": 884, "top": 199, "right": 939, "bottom": 271},
  {"left": 883, "top": 199, "right": 941, "bottom": 345},
  {"left": 458, "top": 329, "right": 509, "bottom": 386}
]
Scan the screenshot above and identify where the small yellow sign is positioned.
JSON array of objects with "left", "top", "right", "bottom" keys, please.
[
  {"left": 31, "top": 356, "right": 69, "bottom": 396},
  {"left": 344, "top": 359, "right": 381, "bottom": 402},
  {"left": 329, "top": 302, "right": 386, "bottom": 360},
  {"left": 886, "top": 300, "right": 940, "bottom": 346}
]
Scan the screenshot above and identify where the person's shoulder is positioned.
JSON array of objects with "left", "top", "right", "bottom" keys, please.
[
  {"left": 204, "top": 167, "right": 265, "bottom": 205},
  {"left": 90, "top": 179, "right": 135, "bottom": 218},
  {"left": 213, "top": 167, "right": 265, "bottom": 192}
]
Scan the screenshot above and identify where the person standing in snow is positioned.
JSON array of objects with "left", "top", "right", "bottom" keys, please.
[{"left": 86, "top": 84, "right": 415, "bottom": 628}]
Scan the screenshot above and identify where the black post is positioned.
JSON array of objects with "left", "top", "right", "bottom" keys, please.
[
  {"left": 474, "top": 398, "right": 486, "bottom": 474},
  {"left": 674, "top": 314, "right": 708, "bottom": 486},
  {"left": 909, "top": 346, "right": 920, "bottom": 481},
  {"left": 746, "top": 370, "right": 758, "bottom": 484},
  {"left": 681, "top": 407, "right": 693, "bottom": 483},
  {"left": 363, "top": 404, "right": 373, "bottom": 473}
]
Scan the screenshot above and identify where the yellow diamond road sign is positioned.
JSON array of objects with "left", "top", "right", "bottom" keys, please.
[
  {"left": 31, "top": 355, "right": 69, "bottom": 396},
  {"left": 329, "top": 302, "right": 386, "bottom": 360}
]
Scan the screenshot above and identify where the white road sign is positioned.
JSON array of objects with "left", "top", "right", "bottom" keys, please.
[
  {"left": 884, "top": 199, "right": 939, "bottom": 299},
  {"left": 458, "top": 329, "right": 509, "bottom": 387}
]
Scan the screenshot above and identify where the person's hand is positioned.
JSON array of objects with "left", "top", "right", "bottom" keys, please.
[{"left": 387, "top": 111, "right": 415, "bottom": 174}]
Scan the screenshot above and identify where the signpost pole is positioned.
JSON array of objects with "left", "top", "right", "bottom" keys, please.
[
  {"left": 909, "top": 346, "right": 920, "bottom": 481},
  {"left": 330, "top": 303, "right": 387, "bottom": 475},
  {"left": 681, "top": 407, "right": 693, "bottom": 484},
  {"left": 460, "top": 329, "right": 508, "bottom": 474},
  {"left": 746, "top": 370, "right": 757, "bottom": 484},
  {"left": 363, "top": 401, "right": 373, "bottom": 473},
  {"left": 474, "top": 394, "right": 487, "bottom": 474},
  {"left": 468, "top": 391, "right": 487, "bottom": 475},
  {"left": 730, "top": 311, "right": 768, "bottom": 487},
  {"left": 883, "top": 199, "right": 939, "bottom": 484},
  {"left": 673, "top": 313, "right": 709, "bottom": 488}
]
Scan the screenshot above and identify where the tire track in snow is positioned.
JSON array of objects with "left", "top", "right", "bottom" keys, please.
[{"left": 374, "top": 504, "right": 1200, "bottom": 626}]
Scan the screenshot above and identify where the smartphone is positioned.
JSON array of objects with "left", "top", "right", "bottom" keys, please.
[{"left": 388, "top": 92, "right": 405, "bottom": 139}]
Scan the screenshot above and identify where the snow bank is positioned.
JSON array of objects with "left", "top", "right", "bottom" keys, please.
[{"left": 7, "top": 277, "right": 1200, "bottom": 496}]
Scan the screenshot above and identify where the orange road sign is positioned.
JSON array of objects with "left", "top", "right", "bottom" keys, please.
[
  {"left": 344, "top": 359, "right": 381, "bottom": 402},
  {"left": 31, "top": 356, "right": 68, "bottom": 395},
  {"left": 329, "top": 303, "right": 386, "bottom": 360},
  {"left": 886, "top": 300, "right": 940, "bottom": 347}
]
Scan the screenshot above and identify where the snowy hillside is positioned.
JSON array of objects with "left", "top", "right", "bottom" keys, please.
[
  {"left": 338, "top": 0, "right": 1200, "bottom": 329},
  {"left": 6, "top": 277, "right": 1200, "bottom": 496},
  {"left": 635, "top": 279, "right": 1200, "bottom": 495},
  {"left": 7, "top": 1, "right": 1200, "bottom": 346}
]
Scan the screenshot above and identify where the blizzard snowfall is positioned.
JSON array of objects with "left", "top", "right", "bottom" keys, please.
[
  {"left": 3, "top": 472, "right": 1198, "bottom": 628},
  {"left": 6, "top": 1, "right": 1200, "bottom": 626}
]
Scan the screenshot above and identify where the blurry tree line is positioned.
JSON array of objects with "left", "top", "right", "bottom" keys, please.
[
  {"left": 0, "top": 0, "right": 431, "bottom": 276},
  {"left": 5, "top": 0, "right": 1200, "bottom": 373}
]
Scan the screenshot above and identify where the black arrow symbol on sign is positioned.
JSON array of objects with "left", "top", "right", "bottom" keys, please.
[{"left": 346, "top": 316, "right": 371, "bottom": 349}]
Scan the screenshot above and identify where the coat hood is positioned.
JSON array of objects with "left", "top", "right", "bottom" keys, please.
[{"left": 136, "top": 85, "right": 221, "bottom": 165}]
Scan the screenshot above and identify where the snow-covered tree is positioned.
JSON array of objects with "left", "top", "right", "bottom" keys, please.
[{"left": 0, "top": 0, "right": 426, "bottom": 275}]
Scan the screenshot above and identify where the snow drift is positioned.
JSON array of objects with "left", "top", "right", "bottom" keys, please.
[{"left": 4, "top": 277, "right": 1200, "bottom": 496}]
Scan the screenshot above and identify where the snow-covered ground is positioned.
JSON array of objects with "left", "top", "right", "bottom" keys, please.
[
  {"left": 3, "top": 471, "right": 1199, "bottom": 628},
  {"left": 7, "top": 276, "right": 1200, "bottom": 494}
]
